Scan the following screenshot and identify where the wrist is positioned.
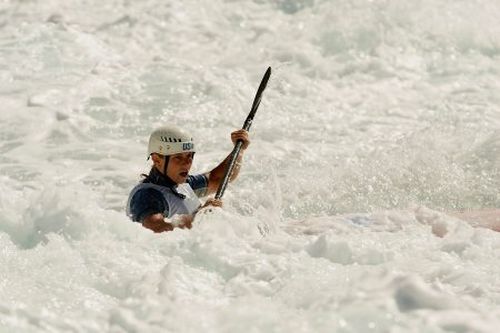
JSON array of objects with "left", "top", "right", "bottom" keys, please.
[{"left": 165, "top": 214, "right": 191, "bottom": 228}]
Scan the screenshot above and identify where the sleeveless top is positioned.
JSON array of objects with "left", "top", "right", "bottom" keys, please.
[
  {"left": 126, "top": 182, "right": 201, "bottom": 219},
  {"left": 126, "top": 168, "right": 208, "bottom": 222}
]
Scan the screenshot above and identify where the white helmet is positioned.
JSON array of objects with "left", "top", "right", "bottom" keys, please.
[{"left": 147, "top": 125, "right": 195, "bottom": 157}]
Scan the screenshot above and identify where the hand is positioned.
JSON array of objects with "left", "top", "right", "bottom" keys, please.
[
  {"left": 167, "top": 214, "right": 194, "bottom": 229},
  {"left": 231, "top": 129, "right": 250, "bottom": 150},
  {"left": 178, "top": 215, "right": 193, "bottom": 229},
  {"left": 197, "top": 198, "right": 223, "bottom": 214},
  {"left": 142, "top": 213, "right": 174, "bottom": 233},
  {"left": 201, "top": 198, "right": 223, "bottom": 209},
  {"left": 142, "top": 213, "right": 194, "bottom": 233}
]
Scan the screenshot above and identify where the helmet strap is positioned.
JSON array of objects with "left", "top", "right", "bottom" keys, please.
[
  {"left": 149, "top": 154, "right": 177, "bottom": 186},
  {"left": 161, "top": 155, "right": 186, "bottom": 198},
  {"left": 162, "top": 155, "right": 176, "bottom": 184},
  {"left": 163, "top": 155, "right": 169, "bottom": 176}
]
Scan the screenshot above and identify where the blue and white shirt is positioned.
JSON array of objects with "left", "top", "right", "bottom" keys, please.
[{"left": 127, "top": 168, "right": 208, "bottom": 222}]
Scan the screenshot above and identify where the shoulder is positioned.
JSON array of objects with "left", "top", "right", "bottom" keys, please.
[
  {"left": 187, "top": 173, "right": 209, "bottom": 197},
  {"left": 130, "top": 187, "right": 164, "bottom": 203},
  {"left": 128, "top": 187, "right": 168, "bottom": 222}
]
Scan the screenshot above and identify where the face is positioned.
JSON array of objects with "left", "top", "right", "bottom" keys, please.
[{"left": 152, "top": 152, "right": 194, "bottom": 184}]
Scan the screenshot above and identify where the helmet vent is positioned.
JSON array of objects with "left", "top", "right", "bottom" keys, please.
[{"left": 159, "top": 137, "right": 183, "bottom": 142}]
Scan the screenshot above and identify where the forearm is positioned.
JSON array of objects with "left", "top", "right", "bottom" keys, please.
[
  {"left": 228, "top": 153, "right": 243, "bottom": 181},
  {"left": 205, "top": 129, "right": 250, "bottom": 195},
  {"left": 218, "top": 151, "right": 244, "bottom": 181},
  {"left": 206, "top": 151, "right": 244, "bottom": 193},
  {"left": 142, "top": 213, "right": 192, "bottom": 233}
]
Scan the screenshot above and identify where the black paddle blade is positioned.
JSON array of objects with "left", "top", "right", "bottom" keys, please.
[
  {"left": 243, "top": 66, "right": 272, "bottom": 131},
  {"left": 216, "top": 66, "right": 272, "bottom": 199}
]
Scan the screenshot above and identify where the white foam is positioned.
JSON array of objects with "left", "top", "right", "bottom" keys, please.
[{"left": 1, "top": 0, "right": 499, "bottom": 332}]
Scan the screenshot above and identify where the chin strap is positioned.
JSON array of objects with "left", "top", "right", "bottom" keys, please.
[
  {"left": 143, "top": 159, "right": 186, "bottom": 199},
  {"left": 162, "top": 156, "right": 186, "bottom": 199},
  {"left": 163, "top": 155, "right": 169, "bottom": 178}
]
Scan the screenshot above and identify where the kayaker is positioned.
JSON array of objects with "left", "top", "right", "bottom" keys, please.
[{"left": 127, "top": 125, "right": 249, "bottom": 233}]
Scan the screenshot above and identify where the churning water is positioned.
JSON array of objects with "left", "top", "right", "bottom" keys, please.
[{"left": 1, "top": 0, "right": 499, "bottom": 332}]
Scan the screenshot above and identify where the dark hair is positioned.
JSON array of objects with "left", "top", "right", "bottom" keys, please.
[{"left": 141, "top": 153, "right": 165, "bottom": 179}]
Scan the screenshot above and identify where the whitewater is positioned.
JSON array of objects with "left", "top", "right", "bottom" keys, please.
[{"left": 1, "top": 0, "right": 499, "bottom": 332}]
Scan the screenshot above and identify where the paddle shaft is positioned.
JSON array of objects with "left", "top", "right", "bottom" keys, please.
[{"left": 215, "top": 67, "right": 271, "bottom": 199}]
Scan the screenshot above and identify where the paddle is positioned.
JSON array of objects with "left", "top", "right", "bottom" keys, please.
[{"left": 215, "top": 67, "right": 272, "bottom": 199}]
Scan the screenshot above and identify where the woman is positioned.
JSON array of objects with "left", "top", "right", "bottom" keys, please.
[{"left": 127, "top": 125, "right": 250, "bottom": 233}]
